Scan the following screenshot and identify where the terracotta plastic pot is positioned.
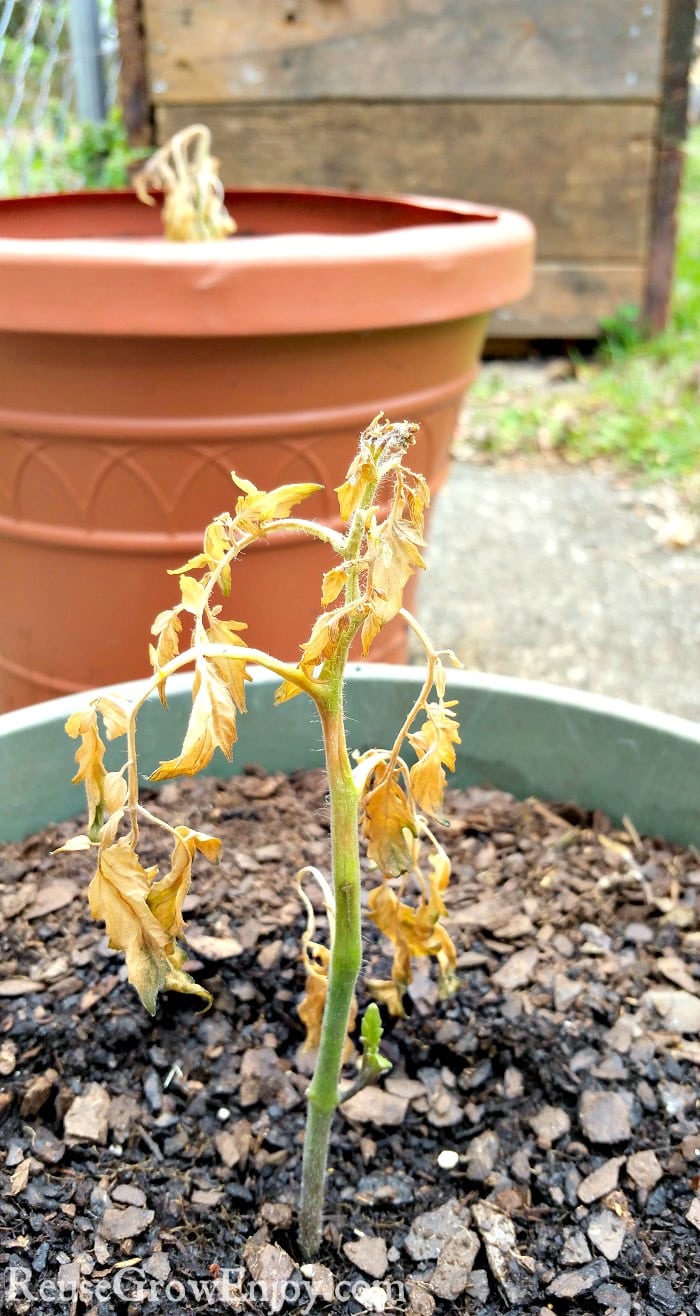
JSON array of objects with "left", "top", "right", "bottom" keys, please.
[
  {"left": 0, "top": 188, "right": 534, "bottom": 711},
  {"left": 1, "top": 668, "right": 699, "bottom": 846}
]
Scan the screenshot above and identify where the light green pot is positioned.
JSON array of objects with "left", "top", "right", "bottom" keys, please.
[{"left": 0, "top": 666, "right": 698, "bottom": 846}]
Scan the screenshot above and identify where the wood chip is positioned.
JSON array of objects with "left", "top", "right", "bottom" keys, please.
[
  {"left": 578, "top": 1157, "right": 625, "bottom": 1204},
  {"left": 244, "top": 1241, "right": 295, "bottom": 1313},
  {"left": 6, "top": 1159, "right": 30, "bottom": 1196},
  {"left": 98, "top": 1205, "right": 155, "bottom": 1242},
  {"left": 343, "top": 1234, "right": 389, "bottom": 1279},
  {"left": 645, "top": 989, "right": 700, "bottom": 1034},
  {"left": 492, "top": 946, "right": 539, "bottom": 990},
  {"left": 472, "top": 1200, "right": 536, "bottom": 1305},
  {"left": 187, "top": 932, "right": 244, "bottom": 960},
  {"left": 20, "top": 1068, "right": 58, "bottom": 1117},
  {"left": 63, "top": 1083, "right": 111, "bottom": 1146},
  {"left": 0, "top": 976, "right": 45, "bottom": 996},
  {"left": 25, "top": 879, "right": 78, "bottom": 920},
  {"left": 342, "top": 1087, "right": 408, "bottom": 1128},
  {"left": 215, "top": 1119, "right": 252, "bottom": 1170},
  {"left": 428, "top": 1231, "right": 480, "bottom": 1300}
]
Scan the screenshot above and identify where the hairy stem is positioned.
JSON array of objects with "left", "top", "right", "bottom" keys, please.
[{"left": 298, "top": 669, "right": 362, "bottom": 1258}]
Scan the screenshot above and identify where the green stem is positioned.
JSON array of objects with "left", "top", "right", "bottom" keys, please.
[{"left": 298, "top": 671, "right": 362, "bottom": 1258}]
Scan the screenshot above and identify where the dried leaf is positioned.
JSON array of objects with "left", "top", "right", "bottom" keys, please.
[
  {"left": 361, "top": 768, "right": 416, "bottom": 877},
  {"left": 365, "top": 976, "right": 407, "bottom": 1018},
  {"left": 360, "top": 606, "right": 384, "bottom": 658},
  {"left": 298, "top": 953, "right": 330, "bottom": 1052},
  {"left": 298, "top": 945, "right": 357, "bottom": 1058},
  {"left": 300, "top": 604, "right": 355, "bottom": 669},
  {"left": 103, "top": 771, "right": 128, "bottom": 817},
  {"left": 231, "top": 474, "right": 321, "bottom": 537},
  {"left": 150, "top": 665, "right": 238, "bottom": 780},
  {"left": 408, "top": 701, "right": 461, "bottom": 819},
  {"left": 366, "top": 842, "right": 457, "bottom": 1013},
  {"left": 147, "top": 826, "right": 221, "bottom": 941},
  {"left": 364, "top": 515, "right": 426, "bottom": 627},
  {"left": 133, "top": 124, "right": 235, "bottom": 242},
  {"left": 54, "top": 834, "right": 94, "bottom": 853},
  {"left": 88, "top": 838, "right": 211, "bottom": 1015},
  {"left": 336, "top": 454, "right": 377, "bottom": 522},
  {"left": 65, "top": 707, "right": 106, "bottom": 838},
  {"left": 179, "top": 574, "right": 206, "bottom": 614},
  {"left": 274, "top": 676, "right": 305, "bottom": 705},
  {"left": 95, "top": 695, "right": 130, "bottom": 740},
  {"left": 149, "top": 608, "right": 183, "bottom": 706},
  {"left": 321, "top": 566, "right": 349, "bottom": 608},
  {"left": 204, "top": 519, "right": 233, "bottom": 594},
  {"left": 398, "top": 466, "right": 430, "bottom": 536},
  {"left": 168, "top": 551, "right": 211, "bottom": 576},
  {"left": 205, "top": 618, "right": 251, "bottom": 711}
]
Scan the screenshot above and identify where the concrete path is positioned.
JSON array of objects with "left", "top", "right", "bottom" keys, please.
[{"left": 415, "top": 461, "right": 700, "bottom": 722}]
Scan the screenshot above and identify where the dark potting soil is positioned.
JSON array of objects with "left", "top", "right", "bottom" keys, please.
[{"left": 0, "top": 767, "right": 699, "bottom": 1316}]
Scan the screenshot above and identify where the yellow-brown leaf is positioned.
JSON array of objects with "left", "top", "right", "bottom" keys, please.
[
  {"left": 408, "top": 702, "right": 461, "bottom": 819},
  {"left": 203, "top": 520, "right": 233, "bottom": 595},
  {"left": 361, "top": 769, "right": 416, "bottom": 877},
  {"left": 103, "top": 771, "right": 128, "bottom": 817},
  {"left": 150, "top": 608, "right": 183, "bottom": 706},
  {"left": 365, "top": 517, "right": 426, "bottom": 625},
  {"left": 179, "top": 574, "right": 206, "bottom": 614},
  {"left": 274, "top": 675, "right": 305, "bottom": 705},
  {"left": 359, "top": 605, "right": 383, "bottom": 657},
  {"left": 231, "top": 474, "right": 321, "bottom": 536},
  {"left": 65, "top": 707, "right": 106, "bottom": 838},
  {"left": 297, "top": 964, "right": 328, "bottom": 1052},
  {"left": 53, "top": 834, "right": 94, "bottom": 853},
  {"left": 321, "top": 566, "right": 348, "bottom": 608},
  {"left": 335, "top": 453, "right": 377, "bottom": 523},
  {"left": 365, "top": 976, "right": 406, "bottom": 1017},
  {"left": 150, "top": 665, "right": 238, "bottom": 781},
  {"left": 147, "top": 825, "right": 221, "bottom": 941},
  {"left": 300, "top": 603, "right": 355, "bottom": 669},
  {"left": 88, "top": 838, "right": 211, "bottom": 1014},
  {"left": 95, "top": 696, "right": 130, "bottom": 740},
  {"left": 205, "top": 618, "right": 251, "bottom": 712}
]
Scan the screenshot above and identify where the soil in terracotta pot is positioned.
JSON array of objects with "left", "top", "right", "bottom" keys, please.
[{"left": 1, "top": 768, "right": 699, "bottom": 1315}]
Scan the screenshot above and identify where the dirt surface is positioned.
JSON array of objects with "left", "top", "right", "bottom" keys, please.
[
  {"left": 412, "top": 364, "right": 700, "bottom": 722},
  {"left": 1, "top": 766, "right": 700, "bottom": 1314}
]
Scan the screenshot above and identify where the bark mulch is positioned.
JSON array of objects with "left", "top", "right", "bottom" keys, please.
[{"left": 1, "top": 767, "right": 699, "bottom": 1315}]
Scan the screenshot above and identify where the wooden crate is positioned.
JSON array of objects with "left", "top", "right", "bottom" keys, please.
[{"left": 117, "top": 0, "right": 695, "bottom": 339}]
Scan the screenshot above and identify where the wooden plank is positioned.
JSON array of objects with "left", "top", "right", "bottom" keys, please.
[
  {"left": 157, "top": 102, "right": 656, "bottom": 263},
  {"left": 115, "top": 0, "right": 152, "bottom": 146},
  {"left": 489, "top": 262, "right": 646, "bottom": 338},
  {"left": 143, "top": 0, "right": 665, "bottom": 104},
  {"left": 643, "top": 0, "right": 696, "bottom": 331}
]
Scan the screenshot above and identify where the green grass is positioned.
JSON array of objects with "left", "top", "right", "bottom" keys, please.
[
  {"left": 0, "top": 109, "right": 146, "bottom": 198},
  {"left": 463, "top": 125, "right": 700, "bottom": 490}
]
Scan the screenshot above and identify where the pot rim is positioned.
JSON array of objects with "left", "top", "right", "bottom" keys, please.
[
  {"left": 1, "top": 666, "right": 698, "bottom": 845},
  {"left": 2, "top": 664, "right": 697, "bottom": 742},
  {"left": 0, "top": 186, "right": 535, "bottom": 336}
]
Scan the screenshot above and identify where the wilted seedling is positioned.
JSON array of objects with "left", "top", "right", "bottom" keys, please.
[
  {"left": 59, "top": 416, "right": 461, "bottom": 1258},
  {"left": 133, "top": 123, "right": 235, "bottom": 241}
]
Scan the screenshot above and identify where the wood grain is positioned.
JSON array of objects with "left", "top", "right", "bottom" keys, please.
[
  {"left": 143, "top": 0, "right": 664, "bottom": 103},
  {"left": 115, "top": 0, "right": 152, "bottom": 145},
  {"left": 157, "top": 101, "right": 656, "bottom": 263},
  {"left": 489, "top": 263, "right": 646, "bottom": 339},
  {"left": 643, "top": 0, "right": 696, "bottom": 331}
]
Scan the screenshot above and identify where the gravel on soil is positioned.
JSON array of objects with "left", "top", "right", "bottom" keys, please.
[{"left": 1, "top": 765, "right": 699, "bottom": 1314}]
